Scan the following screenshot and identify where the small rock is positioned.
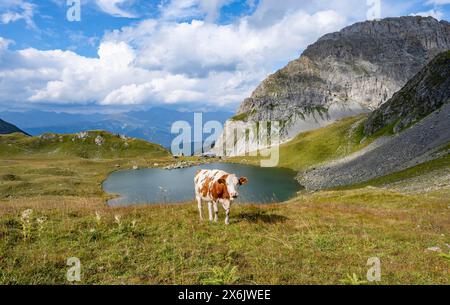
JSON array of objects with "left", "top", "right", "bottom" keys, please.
[
  {"left": 95, "top": 135, "right": 104, "bottom": 146},
  {"left": 76, "top": 132, "right": 88, "bottom": 140},
  {"left": 426, "top": 246, "right": 441, "bottom": 252},
  {"left": 132, "top": 165, "right": 139, "bottom": 170}
]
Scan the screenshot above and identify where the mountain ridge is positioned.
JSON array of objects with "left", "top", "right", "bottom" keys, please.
[
  {"left": 0, "top": 118, "right": 29, "bottom": 136},
  {"left": 0, "top": 108, "right": 233, "bottom": 149}
]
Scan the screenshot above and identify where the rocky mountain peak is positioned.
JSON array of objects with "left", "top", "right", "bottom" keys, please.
[{"left": 234, "top": 16, "right": 450, "bottom": 140}]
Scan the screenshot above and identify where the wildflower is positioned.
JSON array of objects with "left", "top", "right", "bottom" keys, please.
[
  {"left": 37, "top": 216, "right": 47, "bottom": 225},
  {"left": 21, "top": 209, "right": 33, "bottom": 222},
  {"left": 20, "top": 209, "right": 34, "bottom": 241},
  {"left": 131, "top": 219, "right": 137, "bottom": 228},
  {"left": 37, "top": 216, "right": 47, "bottom": 233},
  {"left": 95, "top": 211, "right": 102, "bottom": 224}
]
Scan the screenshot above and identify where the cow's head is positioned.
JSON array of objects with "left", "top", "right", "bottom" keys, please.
[{"left": 217, "top": 175, "right": 248, "bottom": 201}]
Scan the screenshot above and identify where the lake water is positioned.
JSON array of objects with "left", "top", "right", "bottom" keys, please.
[{"left": 103, "top": 163, "right": 301, "bottom": 206}]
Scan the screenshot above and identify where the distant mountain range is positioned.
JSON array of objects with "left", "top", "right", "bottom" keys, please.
[
  {"left": 0, "top": 108, "right": 233, "bottom": 149},
  {"left": 0, "top": 118, "right": 29, "bottom": 136}
]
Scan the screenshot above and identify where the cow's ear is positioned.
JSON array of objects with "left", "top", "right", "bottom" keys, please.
[
  {"left": 218, "top": 178, "right": 226, "bottom": 184},
  {"left": 239, "top": 177, "right": 248, "bottom": 185}
]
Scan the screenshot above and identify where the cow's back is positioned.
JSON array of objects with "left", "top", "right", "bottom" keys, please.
[{"left": 194, "top": 169, "right": 227, "bottom": 199}]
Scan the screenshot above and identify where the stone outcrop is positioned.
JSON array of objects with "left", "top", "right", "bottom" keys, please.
[{"left": 364, "top": 50, "right": 450, "bottom": 135}]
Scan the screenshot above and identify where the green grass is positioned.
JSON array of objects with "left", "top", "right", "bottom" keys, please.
[
  {"left": 230, "top": 110, "right": 255, "bottom": 122},
  {"left": 0, "top": 131, "right": 169, "bottom": 159},
  {"left": 0, "top": 188, "right": 448, "bottom": 284},
  {"left": 0, "top": 131, "right": 172, "bottom": 200},
  {"left": 230, "top": 115, "right": 373, "bottom": 170}
]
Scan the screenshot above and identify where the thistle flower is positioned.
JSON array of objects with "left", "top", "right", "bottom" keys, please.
[
  {"left": 20, "top": 209, "right": 33, "bottom": 241},
  {"left": 37, "top": 216, "right": 47, "bottom": 225},
  {"left": 21, "top": 209, "right": 33, "bottom": 222},
  {"left": 36, "top": 216, "right": 47, "bottom": 235}
]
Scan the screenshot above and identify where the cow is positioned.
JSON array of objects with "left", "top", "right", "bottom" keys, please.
[{"left": 194, "top": 169, "right": 248, "bottom": 225}]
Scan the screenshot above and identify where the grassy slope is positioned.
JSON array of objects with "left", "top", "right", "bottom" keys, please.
[
  {"left": 0, "top": 131, "right": 169, "bottom": 159},
  {"left": 0, "top": 132, "right": 172, "bottom": 199},
  {"left": 230, "top": 115, "right": 377, "bottom": 170}
]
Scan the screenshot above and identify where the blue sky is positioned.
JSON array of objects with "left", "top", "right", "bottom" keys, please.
[{"left": 0, "top": 0, "right": 449, "bottom": 113}]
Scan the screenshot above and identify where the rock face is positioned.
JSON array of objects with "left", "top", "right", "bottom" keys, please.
[
  {"left": 297, "top": 52, "right": 450, "bottom": 190},
  {"left": 364, "top": 50, "right": 450, "bottom": 135},
  {"left": 213, "top": 17, "right": 450, "bottom": 156},
  {"left": 0, "top": 118, "right": 28, "bottom": 136}
]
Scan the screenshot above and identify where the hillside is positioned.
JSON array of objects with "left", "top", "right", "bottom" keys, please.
[
  {"left": 297, "top": 51, "right": 450, "bottom": 190},
  {"left": 365, "top": 50, "right": 450, "bottom": 135},
  {"left": 0, "top": 131, "right": 169, "bottom": 159},
  {"left": 0, "top": 119, "right": 28, "bottom": 136}
]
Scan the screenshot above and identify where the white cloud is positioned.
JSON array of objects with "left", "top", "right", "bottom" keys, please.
[
  {"left": 0, "top": 0, "right": 36, "bottom": 29},
  {"left": 95, "top": 0, "right": 136, "bottom": 18},
  {"left": 426, "top": 0, "right": 450, "bottom": 5},
  {"left": 411, "top": 9, "right": 444, "bottom": 20}
]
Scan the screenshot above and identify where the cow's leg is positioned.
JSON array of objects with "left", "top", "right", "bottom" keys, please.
[
  {"left": 207, "top": 201, "right": 213, "bottom": 222},
  {"left": 222, "top": 200, "right": 231, "bottom": 225},
  {"left": 213, "top": 201, "right": 219, "bottom": 222},
  {"left": 196, "top": 196, "right": 203, "bottom": 221},
  {"left": 225, "top": 208, "right": 230, "bottom": 225}
]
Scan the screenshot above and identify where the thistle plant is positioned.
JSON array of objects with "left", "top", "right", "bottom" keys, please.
[
  {"left": 36, "top": 216, "right": 47, "bottom": 236},
  {"left": 20, "top": 209, "right": 33, "bottom": 241},
  {"left": 95, "top": 211, "right": 102, "bottom": 225}
]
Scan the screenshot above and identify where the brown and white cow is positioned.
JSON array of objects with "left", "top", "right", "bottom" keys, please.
[{"left": 194, "top": 169, "right": 248, "bottom": 225}]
